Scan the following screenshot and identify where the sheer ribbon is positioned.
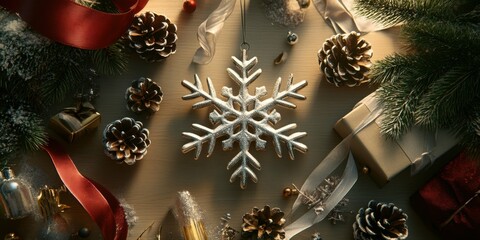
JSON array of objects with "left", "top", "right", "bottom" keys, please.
[
  {"left": 285, "top": 95, "right": 383, "bottom": 239},
  {"left": 285, "top": 92, "right": 442, "bottom": 239},
  {"left": 313, "top": 0, "right": 394, "bottom": 33},
  {"left": 192, "top": 0, "right": 236, "bottom": 64}
]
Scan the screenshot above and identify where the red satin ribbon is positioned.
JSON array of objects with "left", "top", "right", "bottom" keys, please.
[
  {"left": 44, "top": 140, "right": 128, "bottom": 240},
  {"left": 0, "top": 0, "right": 148, "bottom": 49}
]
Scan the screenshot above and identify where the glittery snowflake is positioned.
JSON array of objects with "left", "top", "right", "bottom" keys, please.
[{"left": 182, "top": 49, "right": 308, "bottom": 189}]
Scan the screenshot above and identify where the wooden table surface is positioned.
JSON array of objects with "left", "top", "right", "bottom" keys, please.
[{"left": 2, "top": 1, "right": 449, "bottom": 239}]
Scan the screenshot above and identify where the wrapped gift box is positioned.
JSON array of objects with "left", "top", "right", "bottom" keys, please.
[
  {"left": 50, "top": 102, "right": 101, "bottom": 142},
  {"left": 334, "top": 92, "right": 457, "bottom": 186},
  {"left": 410, "top": 152, "right": 480, "bottom": 239}
]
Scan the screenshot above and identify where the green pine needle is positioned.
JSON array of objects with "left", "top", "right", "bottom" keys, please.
[
  {"left": 90, "top": 42, "right": 128, "bottom": 76},
  {"left": 356, "top": 0, "right": 457, "bottom": 25},
  {"left": 361, "top": 0, "right": 480, "bottom": 154}
]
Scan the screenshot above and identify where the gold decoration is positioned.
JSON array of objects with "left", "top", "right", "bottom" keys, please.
[
  {"left": 37, "top": 185, "right": 70, "bottom": 220},
  {"left": 4, "top": 233, "right": 20, "bottom": 240}
]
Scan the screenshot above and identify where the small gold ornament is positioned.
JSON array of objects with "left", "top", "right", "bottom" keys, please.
[
  {"left": 297, "top": 0, "right": 311, "bottom": 8},
  {"left": 282, "top": 186, "right": 299, "bottom": 197},
  {"left": 37, "top": 185, "right": 70, "bottom": 220},
  {"left": 361, "top": 166, "right": 370, "bottom": 174},
  {"left": 4, "top": 233, "right": 20, "bottom": 240}
]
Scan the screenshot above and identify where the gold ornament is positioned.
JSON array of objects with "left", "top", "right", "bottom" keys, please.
[
  {"left": 4, "top": 233, "right": 20, "bottom": 240},
  {"left": 37, "top": 185, "right": 70, "bottom": 220}
]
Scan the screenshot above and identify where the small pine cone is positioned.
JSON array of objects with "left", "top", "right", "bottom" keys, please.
[
  {"left": 125, "top": 77, "right": 163, "bottom": 114},
  {"left": 241, "top": 206, "right": 286, "bottom": 240},
  {"left": 103, "top": 117, "right": 151, "bottom": 165},
  {"left": 353, "top": 200, "right": 408, "bottom": 240},
  {"left": 127, "top": 11, "right": 178, "bottom": 62},
  {"left": 318, "top": 31, "right": 372, "bottom": 87}
]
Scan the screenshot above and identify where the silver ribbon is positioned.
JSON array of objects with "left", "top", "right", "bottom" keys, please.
[
  {"left": 285, "top": 94, "right": 383, "bottom": 239},
  {"left": 192, "top": 0, "right": 236, "bottom": 64},
  {"left": 285, "top": 91, "right": 447, "bottom": 238},
  {"left": 313, "top": 0, "right": 395, "bottom": 33}
]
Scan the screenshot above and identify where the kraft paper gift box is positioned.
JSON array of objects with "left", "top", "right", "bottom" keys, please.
[
  {"left": 50, "top": 102, "right": 101, "bottom": 142},
  {"left": 334, "top": 92, "right": 458, "bottom": 186}
]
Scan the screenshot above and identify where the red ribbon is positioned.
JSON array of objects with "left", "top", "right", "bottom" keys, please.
[
  {"left": 0, "top": 0, "right": 148, "bottom": 50},
  {"left": 44, "top": 140, "right": 128, "bottom": 240}
]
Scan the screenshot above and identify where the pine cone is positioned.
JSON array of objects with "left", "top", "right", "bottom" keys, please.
[
  {"left": 125, "top": 77, "right": 163, "bottom": 114},
  {"left": 353, "top": 200, "right": 408, "bottom": 240},
  {"left": 241, "top": 206, "right": 286, "bottom": 240},
  {"left": 103, "top": 117, "right": 151, "bottom": 165},
  {"left": 318, "top": 31, "right": 372, "bottom": 87},
  {"left": 127, "top": 11, "right": 177, "bottom": 62}
]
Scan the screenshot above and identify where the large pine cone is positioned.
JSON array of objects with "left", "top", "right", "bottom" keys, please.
[
  {"left": 353, "top": 200, "right": 408, "bottom": 240},
  {"left": 241, "top": 206, "right": 286, "bottom": 240},
  {"left": 103, "top": 117, "right": 151, "bottom": 165},
  {"left": 127, "top": 11, "right": 177, "bottom": 62},
  {"left": 125, "top": 77, "right": 163, "bottom": 114},
  {"left": 318, "top": 31, "right": 372, "bottom": 87}
]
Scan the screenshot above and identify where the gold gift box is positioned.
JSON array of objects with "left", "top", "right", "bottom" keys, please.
[
  {"left": 334, "top": 93, "right": 457, "bottom": 186},
  {"left": 50, "top": 103, "right": 101, "bottom": 142}
]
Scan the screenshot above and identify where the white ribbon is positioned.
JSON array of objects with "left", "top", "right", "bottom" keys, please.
[
  {"left": 192, "top": 0, "right": 236, "bottom": 64},
  {"left": 285, "top": 96, "right": 383, "bottom": 239},
  {"left": 410, "top": 131, "right": 437, "bottom": 174},
  {"left": 313, "top": 0, "right": 395, "bottom": 33}
]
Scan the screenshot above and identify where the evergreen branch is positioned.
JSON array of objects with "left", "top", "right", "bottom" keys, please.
[
  {"left": 0, "top": 103, "right": 47, "bottom": 163},
  {"left": 403, "top": 19, "right": 480, "bottom": 54},
  {"left": 376, "top": 52, "right": 450, "bottom": 138},
  {"left": 415, "top": 65, "right": 480, "bottom": 129},
  {"left": 90, "top": 42, "right": 128, "bottom": 75},
  {"left": 452, "top": 104, "right": 480, "bottom": 156},
  {"left": 356, "top": 0, "right": 458, "bottom": 25},
  {"left": 369, "top": 54, "right": 411, "bottom": 84}
]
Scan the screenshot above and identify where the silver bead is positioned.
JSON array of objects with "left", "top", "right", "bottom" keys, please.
[
  {"left": 287, "top": 31, "right": 299, "bottom": 45},
  {"left": 297, "top": 0, "right": 311, "bottom": 9}
]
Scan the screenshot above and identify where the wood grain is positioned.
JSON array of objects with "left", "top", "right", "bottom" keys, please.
[{"left": 1, "top": 1, "right": 447, "bottom": 239}]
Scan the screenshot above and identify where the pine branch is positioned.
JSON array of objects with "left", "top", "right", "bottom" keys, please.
[
  {"left": 375, "top": 52, "right": 451, "bottom": 138},
  {"left": 403, "top": 19, "right": 480, "bottom": 54},
  {"left": 355, "top": 0, "right": 458, "bottom": 25},
  {"left": 452, "top": 104, "right": 480, "bottom": 156},
  {"left": 368, "top": 54, "right": 412, "bottom": 85},
  {"left": 90, "top": 42, "right": 128, "bottom": 76},
  {"left": 0, "top": 101, "right": 47, "bottom": 163},
  {"left": 415, "top": 65, "right": 480, "bottom": 129}
]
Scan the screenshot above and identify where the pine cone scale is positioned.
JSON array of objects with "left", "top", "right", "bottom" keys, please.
[
  {"left": 128, "top": 12, "right": 177, "bottom": 62},
  {"left": 319, "top": 31, "right": 373, "bottom": 87},
  {"left": 103, "top": 117, "right": 151, "bottom": 164},
  {"left": 353, "top": 201, "right": 408, "bottom": 240},
  {"left": 125, "top": 77, "right": 163, "bottom": 114},
  {"left": 241, "top": 206, "right": 286, "bottom": 240}
]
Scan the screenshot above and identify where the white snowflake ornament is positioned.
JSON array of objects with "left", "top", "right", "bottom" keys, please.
[{"left": 182, "top": 49, "right": 308, "bottom": 189}]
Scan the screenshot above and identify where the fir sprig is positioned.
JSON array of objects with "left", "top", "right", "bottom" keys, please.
[
  {"left": 0, "top": 2, "right": 130, "bottom": 160},
  {"left": 357, "top": 0, "right": 480, "bottom": 153},
  {"left": 0, "top": 101, "right": 47, "bottom": 164},
  {"left": 355, "top": 0, "right": 458, "bottom": 25},
  {"left": 91, "top": 42, "right": 128, "bottom": 75}
]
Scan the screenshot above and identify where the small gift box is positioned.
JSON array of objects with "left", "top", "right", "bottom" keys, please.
[
  {"left": 410, "top": 152, "right": 480, "bottom": 239},
  {"left": 50, "top": 102, "right": 101, "bottom": 142},
  {"left": 334, "top": 92, "right": 457, "bottom": 186}
]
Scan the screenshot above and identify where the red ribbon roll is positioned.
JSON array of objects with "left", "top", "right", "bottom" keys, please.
[
  {"left": 0, "top": 0, "right": 148, "bottom": 49},
  {"left": 44, "top": 140, "right": 128, "bottom": 240}
]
